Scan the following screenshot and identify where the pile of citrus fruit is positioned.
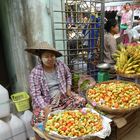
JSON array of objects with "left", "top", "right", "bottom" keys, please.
[
  {"left": 45, "top": 109, "right": 102, "bottom": 137},
  {"left": 87, "top": 81, "right": 140, "bottom": 109}
]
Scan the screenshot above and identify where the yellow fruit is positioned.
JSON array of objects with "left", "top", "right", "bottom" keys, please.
[{"left": 125, "top": 70, "right": 135, "bottom": 74}]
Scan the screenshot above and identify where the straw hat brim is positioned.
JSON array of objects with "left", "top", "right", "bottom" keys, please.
[
  {"left": 25, "top": 41, "right": 63, "bottom": 57},
  {"left": 25, "top": 48, "right": 62, "bottom": 57}
]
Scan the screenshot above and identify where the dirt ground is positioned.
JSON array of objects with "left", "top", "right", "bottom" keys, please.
[{"left": 122, "top": 110, "right": 140, "bottom": 140}]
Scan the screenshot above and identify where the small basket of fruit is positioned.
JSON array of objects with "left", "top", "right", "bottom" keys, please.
[
  {"left": 86, "top": 80, "right": 140, "bottom": 115},
  {"left": 44, "top": 108, "right": 111, "bottom": 139}
]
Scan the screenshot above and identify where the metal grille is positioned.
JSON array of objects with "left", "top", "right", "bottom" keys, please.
[{"left": 52, "top": 0, "right": 105, "bottom": 79}]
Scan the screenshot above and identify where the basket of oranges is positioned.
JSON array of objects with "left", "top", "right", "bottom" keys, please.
[
  {"left": 86, "top": 80, "right": 140, "bottom": 115},
  {"left": 44, "top": 108, "right": 111, "bottom": 139}
]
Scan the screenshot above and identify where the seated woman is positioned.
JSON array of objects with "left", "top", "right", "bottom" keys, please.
[
  {"left": 104, "top": 19, "right": 119, "bottom": 66},
  {"left": 104, "top": 19, "right": 119, "bottom": 79},
  {"left": 25, "top": 42, "right": 86, "bottom": 136}
]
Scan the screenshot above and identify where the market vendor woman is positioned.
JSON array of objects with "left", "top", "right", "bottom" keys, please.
[
  {"left": 104, "top": 19, "right": 119, "bottom": 65},
  {"left": 25, "top": 42, "right": 86, "bottom": 134}
]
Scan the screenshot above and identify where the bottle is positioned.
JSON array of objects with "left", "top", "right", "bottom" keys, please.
[
  {"left": 0, "top": 85, "right": 10, "bottom": 118},
  {"left": 20, "top": 110, "right": 35, "bottom": 138},
  {"left": 0, "top": 120, "right": 12, "bottom": 140},
  {"left": 8, "top": 114, "right": 27, "bottom": 140}
]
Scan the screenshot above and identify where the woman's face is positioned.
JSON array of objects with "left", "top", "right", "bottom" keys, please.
[
  {"left": 125, "top": 4, "right": 131, "bottom": 11},
  {"left": 41, "top": 51, "right": 56, "bottom": 68},
  {"left": 112, "top": 24, "right": 119, "bottom": 34}
]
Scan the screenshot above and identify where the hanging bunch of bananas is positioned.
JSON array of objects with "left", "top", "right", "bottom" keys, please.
[{"left": 113, "top": 43, "right": 140, "bottom": 75}]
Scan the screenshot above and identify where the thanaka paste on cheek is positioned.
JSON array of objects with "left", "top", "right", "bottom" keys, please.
[{"left": 42, "top": 58, "right": 49, "bottom": 65}]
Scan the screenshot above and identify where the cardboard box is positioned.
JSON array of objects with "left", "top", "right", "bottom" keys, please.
[{"left": 105, "top": 111, "right": 138, "bottom": 140}]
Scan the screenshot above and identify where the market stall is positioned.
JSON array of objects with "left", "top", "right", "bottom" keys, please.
[
  {"left": 32, "top": 79, "right": 140, "bottom": 140},
  {"left": 31, "top": 0, "right": 140, "bottom": 139}
]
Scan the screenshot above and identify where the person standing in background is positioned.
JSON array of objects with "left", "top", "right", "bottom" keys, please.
[
  {"left": 117, "top": 3, "right": 133, "bottom": 43},
  {"left": 117, "top": 3, "right": 133, "bottom": 29}
]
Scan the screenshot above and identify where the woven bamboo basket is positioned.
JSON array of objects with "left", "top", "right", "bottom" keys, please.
[
  {"left": 43, "top": 109, "right": 110, "bottom": 140},
  {"left": 33, "top": 126, "right": 101, "bottom": 140},
  {"left": 86, "top": 80, "right": 140, "bottom": 115},
  {"left": 117, "top": 73, "right": 140, "bottom": 78}
]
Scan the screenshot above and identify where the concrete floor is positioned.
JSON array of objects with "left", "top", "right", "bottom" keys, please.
[{"left": 122, "top": 110, "right": 140, "bottom": 140}]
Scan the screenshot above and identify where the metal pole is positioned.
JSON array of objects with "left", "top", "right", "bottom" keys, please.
[
  {"left": 132, "top": 0, "right": 134, "bottom": 27},
  {"left": 50, "top": 0, "right": 55, "bottom": 48},
  {"left": 100, "top": 0, "right": 105, "bottom": 63},
  {"left": 61, "top": 0, "right": 67, "bottom": 63}
]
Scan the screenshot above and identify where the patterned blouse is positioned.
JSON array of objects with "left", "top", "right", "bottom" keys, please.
[
  {"left": 117, "top": 10, "right": 133, "bottom": 29},
  {"left": 29, "top": 60, "right": 72, "bottom": 109}
]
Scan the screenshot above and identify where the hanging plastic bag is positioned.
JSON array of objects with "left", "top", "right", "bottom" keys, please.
[{"left": 78, "top": 74, "right": 96, "bottom": 97}]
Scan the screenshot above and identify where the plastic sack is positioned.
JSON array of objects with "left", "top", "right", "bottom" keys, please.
[{"left": 78, "top": 74, "right": 96, "bottom": 97}]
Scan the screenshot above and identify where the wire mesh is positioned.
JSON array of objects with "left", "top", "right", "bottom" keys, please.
[{"left": 52, "top": 0, "right": 105, "bottom": 80}]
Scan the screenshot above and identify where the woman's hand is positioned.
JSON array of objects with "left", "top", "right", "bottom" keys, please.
[
  {"left": 66, "top": 85, "right": 72, "bottom": 97},
  {"left": 67, "top": 90, "right": 72, "bottom": 97},
  {"left": 44, "top": 105, "right": 52, "bottom": 117}
]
